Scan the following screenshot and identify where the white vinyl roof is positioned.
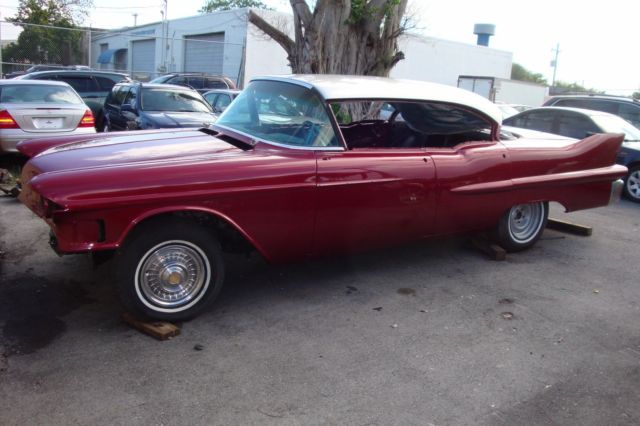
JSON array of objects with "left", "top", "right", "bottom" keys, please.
[{"left": 253, "top": 74, "right": 503, "bottom": 124}]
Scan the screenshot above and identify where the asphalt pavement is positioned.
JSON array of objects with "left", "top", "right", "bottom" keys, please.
[{"left": 1, "top": 193, "right": 639, "bottom": 425}]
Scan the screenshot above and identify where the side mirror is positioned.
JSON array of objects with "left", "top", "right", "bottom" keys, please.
[{"left": 121, "top": 103, "right": 134, "bottom": 113}]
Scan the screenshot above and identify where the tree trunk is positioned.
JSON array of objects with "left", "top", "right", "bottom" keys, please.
[{"left": 248, "top": 0, "right": 408, "bottom": 77}]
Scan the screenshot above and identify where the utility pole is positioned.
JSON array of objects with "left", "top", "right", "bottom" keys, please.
[
  {"left": 133, "top": 13, "right": 138, "bottom": 27},
  {"left": 551, "top": 43, "right": 560, "bottom": 90}
]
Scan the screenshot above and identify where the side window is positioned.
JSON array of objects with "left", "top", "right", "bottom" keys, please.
[
  {"left": 206, "top": 77, "right": 227, "bottom": 89},
  {"left": 188, "top": 77, "right": 204, "bottom": 89},
  {"left": 95, "top": 76, "right": 120, "bottom": 91},
  {"left": 214, "top": 94, "right": 232, "bottom": 111},
  {"left": 168, "top": 76, "right": 187, "bottom": 86},
  {"left": 556, "top": 99, "right": 617, "bottom": 114},
  {"left": 57, "top": 76, "right": 99, "bottom": 94},
  {"left": 108, "top": 86, "right": 129, "bottom": 106},
  {"left": 331, "top": 100, "right": 494, "bottom": 149},
  {"left": 123, "top": 87, "right": 137, "bottom": 106},
  {"left": 203, "top": 93, "right": 217, "bottom": 105},
  {"left": 618, "top": 104, "right": 640, "bottom": 128},
  {"left": 556, "top": 112, "right": 599, "bottom": 139},
  {"left": 520, "top": 111, "right": 555, "bottom": 134}
]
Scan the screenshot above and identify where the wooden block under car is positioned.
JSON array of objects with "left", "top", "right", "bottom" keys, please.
[
  {"left": 121, "top": 312, "right": 181, "bottom": 341},
  {"left": 546, "top": 218, "right": 593, "bottom": 236},
  {"left": 471, "top": 237, "right": 507, "bottom": 261}
]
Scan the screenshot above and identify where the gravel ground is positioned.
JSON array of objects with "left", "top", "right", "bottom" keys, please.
[{"left": 1, "top": 192, "right": 639, "bottom": 425}]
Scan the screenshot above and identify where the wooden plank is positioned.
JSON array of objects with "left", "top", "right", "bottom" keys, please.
[
  {"left": 122, "top": 312, "right": 180, "bottom": 341},
  {"left": 546, "top": 218, "right": 592, "bottom": 236},
  {"left": 471, "top": 237, "right": 506, "bottom": 261}
]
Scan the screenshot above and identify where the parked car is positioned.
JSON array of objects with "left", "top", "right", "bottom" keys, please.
[
  {"left": 4, "top": 64, "right": 91, "bottom": 79},
  {"left": 0, "top": 80, "right": 95, "bottom": 153},
  {"left": 495, "top": 103, "right": 520, "bottom": 119},
  {"left": 102, "top": 82, "right": 217, "bottom": 131},
  {"left": 202, "top": 89, "right": 241, "bottom": 113},
  {"left": 543, "top": 95, "right": 640, "bottom": 128},
  {"left": 15, "top": 70, "right": 131, "bottom": 130},
  {"left": 503, "top": 106, "right": 640, "bottom": 202},
  {"left": 16, "top": 75, "right": 626, "bottom": 320},
  {"left": 150, "top": 73, "right": 237, "bottom": 93}
]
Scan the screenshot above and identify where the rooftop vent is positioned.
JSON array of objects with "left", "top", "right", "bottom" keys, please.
[{"left": 473, "top": 23, "right": 495, "bottom": 47}]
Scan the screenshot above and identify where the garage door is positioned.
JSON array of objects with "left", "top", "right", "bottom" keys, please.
[
  {"left": 184, "top": 33, "right": 224, "bottom": 75},
  {"left": 131, "top": 39, "right": 156, "bottom": 80}
]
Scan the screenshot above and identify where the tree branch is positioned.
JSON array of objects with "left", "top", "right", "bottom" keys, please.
[
  {"left": 247, "top": 10, "right": 295, "bottom": 55},
  {"left": 289, "top": 0, "right": 312, "bottom": 27}
]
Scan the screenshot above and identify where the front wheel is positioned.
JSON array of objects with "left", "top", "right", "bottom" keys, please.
[
  {"left": 115, "top": 219, "right": 225, "bottom": 321},
  {"left": 623, "top": 166, "right": 640, "bottom": 203},
  {"left": 495, "top": 201, "right": 548, "bottom": 252}
]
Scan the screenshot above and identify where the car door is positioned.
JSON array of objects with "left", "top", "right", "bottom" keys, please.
[
  {"left": 314, "top": 148, "right": 437, "bottom": 255},
  {"left": 106, "top": 86, "right": 131, "bottom": 131}
]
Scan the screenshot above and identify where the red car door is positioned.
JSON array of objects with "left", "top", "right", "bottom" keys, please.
[{"left": 313, "top": 148, "right": 437, "bottom": 256}]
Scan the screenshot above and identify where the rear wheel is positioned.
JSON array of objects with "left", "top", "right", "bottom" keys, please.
[
  {"left": 115, "top": 219, "right": 224, "bottom": 321},
  {"left": 623, "top": 166, "right": 640, "bottom": 203},
  {"left": 495, "top": 201, "right": 548, "bottom": 252}
]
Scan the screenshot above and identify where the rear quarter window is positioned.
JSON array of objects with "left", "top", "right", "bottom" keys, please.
[{"left": 57, "top": 76, "right": 99, "bottom": 94}]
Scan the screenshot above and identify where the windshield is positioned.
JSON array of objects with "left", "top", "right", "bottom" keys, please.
[
  {"left": 0, "top": 84, "right": 83, "bottom": 104},
  {"left": 591, "top": 114, "right": 640, "bottom": 141},
  {"left": 140, "top": 88, "right": 212, "bottom": 112},
  {"left": 215, "top": 80, "right": 340, "bottom": 148}
]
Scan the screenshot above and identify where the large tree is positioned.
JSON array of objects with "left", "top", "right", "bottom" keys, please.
[
  {"left": 3, "top": 0, "right": 92, "bottom": 66},
  {"left": 200, "top": 0, "right": 271, "bottom": 13},
  {"left": 247, "top": 0, "right": 409, "bottom": 76}
]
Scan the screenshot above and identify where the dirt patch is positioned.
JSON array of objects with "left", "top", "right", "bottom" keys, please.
[{"left": 397, "top": 287, "right": 416, "bottom": 296}]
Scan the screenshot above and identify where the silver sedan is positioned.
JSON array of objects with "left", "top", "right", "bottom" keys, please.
[{"left": 0, "top": 80, "right": 96, "bottom": 153}]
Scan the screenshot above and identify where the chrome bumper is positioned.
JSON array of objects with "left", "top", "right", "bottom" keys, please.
[{"left": 610, "top": 179, "right": 624, "bottom": 204}]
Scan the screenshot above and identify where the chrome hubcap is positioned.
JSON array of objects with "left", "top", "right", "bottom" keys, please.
[
  {"left": 508, "top": 202, "right": 545, "bottom": 243},
  {"left": 627, "top": 171, "right": 640, "bottom": 199},
  {"left": 136, "top": 241, "right": 209, "bottom": 310}
]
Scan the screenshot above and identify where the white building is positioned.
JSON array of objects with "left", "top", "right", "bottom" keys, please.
[{"left": 92, "top": 8, "right": 516, "bottom": 92}]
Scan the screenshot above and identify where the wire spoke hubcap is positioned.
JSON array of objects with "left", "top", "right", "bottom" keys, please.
[
  {"left": 136, "top": 241, "right": 210, "bottom": 309},
  {"left": 508, "top": 202, "right": 545, "bottom": 243}
]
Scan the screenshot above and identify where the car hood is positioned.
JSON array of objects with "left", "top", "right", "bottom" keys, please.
[
  {"left": 27, "top": 129, "right": 246, "bottom": 172},
  {"left": 142, "top": 111, "right": 217, "bottom": 127}
]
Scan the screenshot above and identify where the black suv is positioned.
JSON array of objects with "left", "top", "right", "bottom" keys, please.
[
  {"left": 543, "top": 95, "right": 640, "bottom": 128},
  {"left": 103, "top": 82, "right": 216, "bottom": 132},
  {"left": 149, "top": 73, "right": 236, "bottom": 94},
  {"left": 16, "top": 70, "right": 131, "bottom": 130}
]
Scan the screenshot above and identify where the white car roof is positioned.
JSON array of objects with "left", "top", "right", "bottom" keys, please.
[{"left": 253, "top": 74, "right": 503, "bottom": 124}]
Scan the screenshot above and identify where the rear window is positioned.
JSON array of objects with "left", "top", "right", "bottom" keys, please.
[{"left": 0, "top": 84, "right": 83, "bottom": 104}]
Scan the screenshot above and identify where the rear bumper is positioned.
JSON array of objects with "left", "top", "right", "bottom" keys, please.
[{"left": 610, "top": 179, "right": 624, "bottom": 204}]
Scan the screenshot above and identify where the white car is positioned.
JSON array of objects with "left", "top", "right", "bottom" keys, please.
[{"left": 0, "top": 80, "right": 96, "bottom": 153}]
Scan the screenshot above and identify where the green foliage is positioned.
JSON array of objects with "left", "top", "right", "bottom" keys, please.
[
  {"left": 511, "top": 63, "right": 548, "bottom": 85},
  {"left": 199, "top": 0, "right": 272, "bottom": 13},
  {"left": 348, "top": 0, "right": 402, "bottom": 25},
  {"left": 2, "top": 0, "right": 86, "bottom": 66},
  {"left": 554, "top": 81, "right": 604, "bottom": 94},
  {"left": 632, "top": 91, "right": 640, "bottom": 101}
]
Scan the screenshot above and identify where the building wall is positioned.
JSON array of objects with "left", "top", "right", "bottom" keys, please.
[
  {"left": 391, "top": 34, "right": 512, "bottom": 86},
  {"left": 91, "top": 9, "right": 249, "bottom": 83},
  {"left": 243, "top": 10, "right": 293, "bottom": 86}
]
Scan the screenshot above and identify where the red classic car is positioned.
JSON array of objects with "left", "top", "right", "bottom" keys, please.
[{"left": 17, "top": 75, "right": 627, "bottom": 321}]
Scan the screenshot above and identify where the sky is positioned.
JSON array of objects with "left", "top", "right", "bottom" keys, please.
[{"left": 0, "top": 0, "right": 638, "bottom": 95}]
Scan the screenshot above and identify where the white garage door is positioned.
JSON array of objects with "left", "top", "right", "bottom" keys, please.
[
  {"left": 184, "top": 33, "right": 224, "bottom": 75},
  {"left": 131, "top": 39, "right": 156, "bottom": 80}
]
